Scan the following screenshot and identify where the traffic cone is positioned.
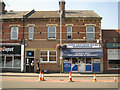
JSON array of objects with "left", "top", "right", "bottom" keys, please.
[
  {"left": 69, "top": 71, "right": 73, "bottom": 82},
  {"left": 114, "top": 76, "right": 117, "bottom": 82},
  {"left": 93, "top": 73, "right": 97, "bottom": 82},
  {"left": 39, "top": 71, "right": 42, "bottom": 81},
  {"left": 42, "top": 72, "right": 45, "bottom": 81}
]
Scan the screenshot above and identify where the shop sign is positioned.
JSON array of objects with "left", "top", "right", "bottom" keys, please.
[
  {"left": 0, "top": 45, "right": 21, "bottom": 55},
  {"left": 93, "top": 59, "right": 100, "bottom": 63},
  {"left": 66, "top": 44, "right": 100, "bottom": 48},
  {"left": 62, "top": 49, "right": 103, "bottom": 57},
  {"left": 106, "top": 42, "right": 120, "bottom": 48}
]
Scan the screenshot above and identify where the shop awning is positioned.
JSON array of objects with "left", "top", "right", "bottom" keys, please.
[{"left": 62, "top": 49, "right": 103, "bottom": 58}]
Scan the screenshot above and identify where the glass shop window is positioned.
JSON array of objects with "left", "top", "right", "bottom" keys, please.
[{"left": 86, "top": 58, "right": 91, "bottom": 64}]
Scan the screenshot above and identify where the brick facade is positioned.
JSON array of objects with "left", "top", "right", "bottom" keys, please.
[{"left": 102, "top": 29, "right": 120, "bottom": 73}]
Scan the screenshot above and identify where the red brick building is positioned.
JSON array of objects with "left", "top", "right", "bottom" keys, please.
[
  {"left": 1, "top": 1, "right": 103, "bottom": 73},
  {"left": 102, "top": 29, "right": 120, "bottom": 73},
  {"left": 1, "top": 2, "right": 34, "bottom": 72}
]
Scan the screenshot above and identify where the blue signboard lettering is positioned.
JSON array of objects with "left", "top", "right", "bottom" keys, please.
[{"left": 62, "top": 49, "right": 103, "bottom": 57}]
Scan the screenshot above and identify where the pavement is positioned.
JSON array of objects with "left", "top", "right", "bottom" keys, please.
[{"left": 1, "top": 72, "right": 119, "bottom": 77}]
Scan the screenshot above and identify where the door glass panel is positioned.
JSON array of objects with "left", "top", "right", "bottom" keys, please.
[
  {"left": 6, "top": 56, "right": 12, "bottom": 67},
  {"left": 14, "top": 56, "right": 21, "bottom": 67}
]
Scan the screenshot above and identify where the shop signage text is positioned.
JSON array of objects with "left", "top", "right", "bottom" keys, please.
[
  {"left": 66, "top": 44, "right": 100, "bottom": 48},
  {"left": 106, "top": 42, "right": 120, "bottom": 48},
  {"left": 62, "top": 49, "right": 103, "bottom": 57},
  {"left": 0, "top": 45, "right": 21, "bottom": 55}
]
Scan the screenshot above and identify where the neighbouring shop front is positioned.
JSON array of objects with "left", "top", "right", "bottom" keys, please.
[
  {"left": 106, "top": 42, "right": 120, "bottom": 72},
  {"left": 0, "top": 44, "right": 24, "bottom": 72},
  {"left": 62, "top": 44, "right": 103, "bottom": 73}
]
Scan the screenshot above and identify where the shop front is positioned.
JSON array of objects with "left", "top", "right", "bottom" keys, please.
[
  {"left": 0, "top": 44, "right": 24, "bottom": 72},
  {"left": 106, "top": 42, "right": 120, "bottom": 72},
  {"left": 62, "top": 44, "right": 103, "bottom": 73}
]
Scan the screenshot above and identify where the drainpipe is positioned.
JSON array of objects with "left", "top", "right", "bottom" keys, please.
[{"left": 60, "top": 0, "right": 62, "bottom": 73}]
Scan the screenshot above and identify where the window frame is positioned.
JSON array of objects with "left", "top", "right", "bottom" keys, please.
[
  {"left": 48, "top": 26, "right": 56, "bottom": 40},
  {"left": 10, "top": 26, "right": 19, "bottom": 40},
  {"left": 40, "top": 50, "right": 57, "bottom": 63},
  {"left": 28, "top": 26, "right": 34, "bottom": 40},
  {"left": 67, "top": 26, "right": 72, "bottom": 39},
  {"left": 86, "top": 26, "right": 95, "bottom": 40}
]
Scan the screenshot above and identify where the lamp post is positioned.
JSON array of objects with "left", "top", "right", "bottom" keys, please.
[{"left": 60, "top": 0, "right": 62, "bottom": 73}]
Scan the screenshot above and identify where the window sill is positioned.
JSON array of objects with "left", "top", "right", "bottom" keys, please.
[
  {"left": 10, "top": 39, "right": 18, "bottom": 41},
  {"left": 47, "top": 38, "right": 56, "bottom": 41},
  {"left": 28, "top": 39, "right": 33, "bottom": 41},
  {"left": 108, "top": 68, "right": 120, "bottom": 70},
  {"left": 40, "top": 61, "right": 57, "bottom": 63}
]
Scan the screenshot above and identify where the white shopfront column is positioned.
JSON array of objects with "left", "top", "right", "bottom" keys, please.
[{"left": 21, "top": 44, "right": 24, "bottom": 72}]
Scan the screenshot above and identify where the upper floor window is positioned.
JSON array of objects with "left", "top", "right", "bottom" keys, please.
[
  {"left": 11, "top": 26, "right": 19, "bottom": 40},
  {"left": 67, "top": 26, "right": 72, "bottom": 39},
  {"left": 28, "top": 26, "right": 34, "bottom": 40},
  {"left": 48, "top": 26, "right": 56, "bottom": 39},
  {"left": 86, "top": 26, "right": 95, "bottom": 40}
]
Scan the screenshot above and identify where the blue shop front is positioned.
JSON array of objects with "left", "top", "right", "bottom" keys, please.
[{"left": 62, "top": 44, "right": 103, "bottom": 73}]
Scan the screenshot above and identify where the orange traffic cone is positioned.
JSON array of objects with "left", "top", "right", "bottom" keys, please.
[
  {"left": 93, "top": 73, "right": 97, "bottom": 82},
  {"left": 114, "top": 76, "right": 117, "bottom": 82},
  {"left": 39, "top": 71, "right": 42, "bottom": 81},
  {"left": 69, "top": 71, "right": 73, "bottom": 82},
  {"left": 42, "top": 72, "right": 45, "bottom": 81}
]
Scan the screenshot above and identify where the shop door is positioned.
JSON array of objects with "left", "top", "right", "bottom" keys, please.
[
  {"left": 92, "top": 59, "right": 101, "bottom": 72},
  {"left": 72, "top": 58, "right": 78, "bottom": 72},
  {"left": 63, "top": 61, "right": 72, "bottom": 72},
  {"left": 78, "top": 58, "right": 85, "bottom": 72},
  {"left": 93, "top": 63, "right": 100, "bottom": 72},
  {"left": 26, "top": 58, "right": 34, "bottom": 72}
]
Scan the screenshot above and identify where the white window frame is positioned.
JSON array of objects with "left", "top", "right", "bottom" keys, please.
[
  {"left": 28, "top": 26, "right": 34, "bottom": 40},
  {"left": 48, "top": 26, "right": 56, "bottom": 40},
  {"left": 108, "top": 49, "right": 120, "bottom": 70},
  {"left": 40, "top": 50, "right": 57, "bottom": 63},
  {"left": 11, "top": 26, "right": 19, "bottom": 40},
  {"left": 67, "top": 26, "right": 72, "bottom": 39},
  {"left": 86, "top": 26, "right": 95, "bottom": 40},
  {"left": 0, "top": 55, "right": 21, "bottom": 68}
]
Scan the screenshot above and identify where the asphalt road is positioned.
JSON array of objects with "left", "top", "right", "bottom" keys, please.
[{"left": 1, "top": 76, "right": 119, "bottom": 89}]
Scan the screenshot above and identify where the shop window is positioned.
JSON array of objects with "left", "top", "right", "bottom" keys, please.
[
  {"left": 0, "top": 56, "right": 5, "bottom": 67},
  {"left": 79, "top": 58, "right": 85, "bottom": 63},
  {"left": 67, "top": 26, "right": 72, "bottom": 39},
  {"left": 72, "top": 58, "right": 78, "bottom": 64},
  {"left": 11, "top": 26, "right": 19, "bottom": 40},
  {"left": 14, "top": 56, "right": 21, "bottom": 67},
  {"left": 6, "top": 56, "right": 12, "bottom": 67},
  {"left": 26, "top": 51, "right": 34, "bottom": 57},
  {"left": 40, "top": 50, "right": 57, "bottom": 63},
  {"left": 48, "top": 26, "right": 56, "bottom": 39},
  {"left": 108, "top": 60, "right": 120, "bottom": 69},
  {"left": 86, "top": 58, "right": 91, "bottom": 64},
  {"left": 64, "top": 58, "right": 71, "bottom": 61},
  {"left": 86, "top": 26, "right": 95, "bottom": 40},
  {"left": 28, "top": 26, "right": 34, "bottom": 40}
]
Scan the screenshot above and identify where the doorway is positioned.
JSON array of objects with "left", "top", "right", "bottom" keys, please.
[
  {"left": 26, "top": 58, "right": 34, "bottom": 72},
  {"left": 78, "top": 58, "right": 85, "bottom": 72}
]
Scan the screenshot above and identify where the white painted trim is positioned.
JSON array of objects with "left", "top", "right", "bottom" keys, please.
[
  {"left": 85, "top": 24, "right": 96, "bottom": 26},
  {"left": 21, "top": 45, "right": 24, "bottom": 72},
  {"left": 9, "top": 25, "right": 20, "bottom": 27},
  {"left": 46, "top": 24, "right": 58, "bottom": 26},
  {"left": 27, "top": 24, "right": 35, "bottom": 27},
  {"left": 65, "top": 24, "right": 74, "bottom": 26}
]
